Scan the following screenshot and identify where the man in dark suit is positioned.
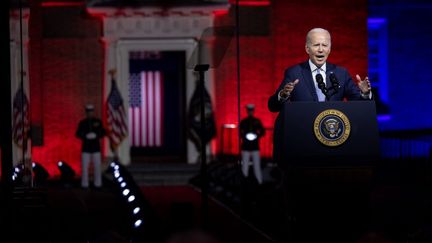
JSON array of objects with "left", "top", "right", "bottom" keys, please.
[
  {"left": 269, "top": 27, "right": 371, "bottom": 111},
  {"left": 268, "top": 27, "right": 372, "bottom": 165},
  {"left": 267, "top": 28, "right": 373, "bottom": 241}
]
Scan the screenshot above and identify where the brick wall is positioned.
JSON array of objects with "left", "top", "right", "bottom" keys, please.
[
  {"left": 28, "top": 0, "right": 367, "bottom": 172},
  {"left": 29, "top": 4, "right": 103, "bottom": 176}
]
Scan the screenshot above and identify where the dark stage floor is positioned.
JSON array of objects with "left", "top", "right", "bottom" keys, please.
[
  {"left": 0, "top": 170, "right": 273, "bottom": 243},
  {"left": 0, "top": 183, "right": 132, "bottom": 243},
  {"left": 2, "top": 158, "right": 432, "bottom": 243},
  {"left": 189, "top": 159, "right": 432, "bottom": 243}
]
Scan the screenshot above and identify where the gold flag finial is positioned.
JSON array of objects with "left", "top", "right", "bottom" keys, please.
[{"left": 108, "top": 69, "right": 117, "bottom": 79}]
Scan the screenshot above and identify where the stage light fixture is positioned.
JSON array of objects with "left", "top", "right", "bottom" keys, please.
[
  {"left": 128, "top": 195, "right": 135, "bottom": 202},
  {"left": 122, "top": 189, "right": 130, "bottom": 196},
  {"left": 114, "top": 171, "right": 120, "bottom": 178},
  {"left": 114, "top": 165, "right": 120, "bottom": 171},
  {"left": 110, "top": 162, "right": 116, "bottom": 168},
  {"left": 120, "top": 182, "right": 127, "bottom": 188},
  {"left": 117, "top": 177, "right": 124, "bottom": 183},
  {"left": 134, "top": 219, "right": 143, "bottom": 228},
  {"left": 133, "top": 207, "right": 140, "bottom": 215},
  {"left": 12, "top": 164, "right": 25, "bottom": 182},
  {"left": 32, "top": 162, "right": 50, "bottom": 183},
  {"left": 57, "top": 160, "right": 76, "bottom": 180}
]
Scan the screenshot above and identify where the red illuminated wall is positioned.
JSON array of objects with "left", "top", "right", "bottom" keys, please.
[
  {"left": 214, "top": 0, "right": 367, "bottom": 156},
  {"left": 29, "top": 3, "right": 103, "bottom": 176},
  {"left": 27, "top": 0, "right": 367, "bottom": 174}
]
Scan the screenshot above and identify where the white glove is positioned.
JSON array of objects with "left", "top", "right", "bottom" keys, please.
[
  {"left": 245, "top": 132, "right": 258, "bottom": 141},
  {"left": 86, "top": 132, "right": 97, "bottom": 139}
]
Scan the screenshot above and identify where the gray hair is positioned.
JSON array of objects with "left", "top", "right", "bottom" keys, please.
[{"left": 306, "top": 28, "right": 331, "bottom": 46}]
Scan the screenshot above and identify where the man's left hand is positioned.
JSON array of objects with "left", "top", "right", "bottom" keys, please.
[{"left": 356, "top": 74, "right": 371, "bottom": 94}]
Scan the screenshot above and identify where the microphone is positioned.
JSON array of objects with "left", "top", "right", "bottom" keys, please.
[
  {"left": 315, "top": 73, "right": 327, "bottom": 95},
  {"left": 329, "top": 72, "right": 340, "bottom": 90}
]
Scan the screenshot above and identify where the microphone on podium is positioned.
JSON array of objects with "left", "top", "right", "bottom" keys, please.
[
  {"left": 316, "top": 73, "right": 328, "bottom": 96},
  {"left": 329, "top": 72, "right": 340, "bottom": 90}
]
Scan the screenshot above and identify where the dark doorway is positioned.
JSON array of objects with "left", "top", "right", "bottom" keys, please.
[{"left": 128, "top": 51, "right": 186, "bottom": 163}]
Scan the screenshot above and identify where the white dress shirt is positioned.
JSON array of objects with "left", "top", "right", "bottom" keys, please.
[{"left": 309, "top": 60, "right": 327, "bottom": 102}]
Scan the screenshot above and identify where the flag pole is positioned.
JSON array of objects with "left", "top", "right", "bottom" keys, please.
[
  {"left": 108, "top": 69, "right": 120, "bottom": 161},
  {"left": 18, "top": 0, "right": 32, "bottom": 187},
  {"left": 20, "top": 71, "right": 32, "bottom": 187},
  {"left": 194, "top": 64, "right": 210, "bottom": 228}
]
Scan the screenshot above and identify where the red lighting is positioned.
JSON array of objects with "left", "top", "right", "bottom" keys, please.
[
  {"left": 41, "top": 2, "right": 85, "bottom": 7},
  {"left": 229, "top": 0, "right": 271, "bottom": 6},
  {"left": 213, "top": 10, "right": 229, "bottom": 17},
  {"left": 86, "top": 11, "right": 106, "bottom": 22}
]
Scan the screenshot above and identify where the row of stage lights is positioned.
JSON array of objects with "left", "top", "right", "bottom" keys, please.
[
  {"left": 12, "top": 161, "right": 75, "bottom": 183},
  {"left": 11, "top": 161, "right": 147, "bottom": 233},
  {"left": 109, "top": 161, "right": 144, "bottom": 230}
]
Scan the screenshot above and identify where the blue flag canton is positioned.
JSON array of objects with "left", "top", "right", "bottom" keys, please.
[
  {"left": 129, "top": 73, "right": 141, "bottom": 108},
  {"left": 13, "top": 87, "right": 28, "bottom": 110},
  {"left": 108, "top": 79, "right": 124, "bottom": 108}
]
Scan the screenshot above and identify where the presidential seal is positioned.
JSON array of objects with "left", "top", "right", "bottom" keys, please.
[{"left": 313, "top": 109, "right": 351, "bottom": 147}]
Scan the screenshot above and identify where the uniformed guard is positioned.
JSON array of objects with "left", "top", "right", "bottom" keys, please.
[
  {"left": 240, "top": 104, "right": 265, "bottom": 184},
  {"left": 76, "top": 104, "right": 106, "bottom": 188}
]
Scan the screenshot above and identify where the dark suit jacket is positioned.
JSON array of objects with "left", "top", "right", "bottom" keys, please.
[
  {"left": 268, "top": 61, "right": 369, "bottom": 167},
  {"left": 268, "top": 61, "right": 365, "bottom": 112}
]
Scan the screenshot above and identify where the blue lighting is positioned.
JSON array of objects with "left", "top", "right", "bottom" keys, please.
[
  {"left": 377, "top": 114, "right": 391, "bottom": 122},
  {"left": 368, "top": 18, "right": 386, "bottom": 25},
  {"left": 368, "top": 17, "right": 390, "bottom": 109}
]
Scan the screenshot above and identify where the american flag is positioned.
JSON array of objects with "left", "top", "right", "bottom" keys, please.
[
  {"left": 106, "top": 79, "right": 128, "bottom": 149},
  {"left": 12, "top": 85, "right": 30, "bottom": 148},
  {"left": 129, "top": 71, "right": 164, "bottom": 147}
]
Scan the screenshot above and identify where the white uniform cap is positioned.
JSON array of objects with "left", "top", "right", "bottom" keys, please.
[
  {"left": 85, "top": 104, "right": 95, "bottom": 111},
  {"left": 246, "top": 104, "right": 255, "bottom": 110}
]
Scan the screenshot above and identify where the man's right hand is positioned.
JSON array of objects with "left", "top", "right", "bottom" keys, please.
[{"left": 279, "top": 79, "right": 299, "bottom": 98}]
